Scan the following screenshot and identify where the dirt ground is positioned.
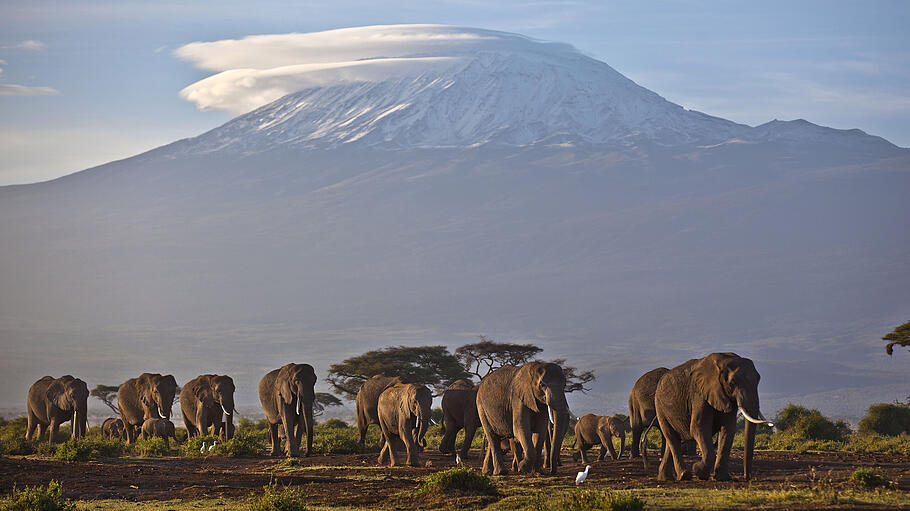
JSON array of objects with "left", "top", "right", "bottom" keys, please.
[{"left": 2, "top": 450, "right": 908, "bottom": 508}]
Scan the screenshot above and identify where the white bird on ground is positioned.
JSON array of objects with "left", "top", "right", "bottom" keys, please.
[
  {"left": 455, "top": 453, "right": 463, "bottom": 465},
  {"left": 200, "top": 442, "right": 207, "bottom": 454},
  {"left": 208, "top": 441, "right": 216, "bottom": 452},
  {"left": 575, "top": 465, "right": 590, "bottom": 485}
]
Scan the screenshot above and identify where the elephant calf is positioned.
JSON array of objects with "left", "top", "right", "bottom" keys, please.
[
  {"left": 572, "top": 414, "right": 627, "bottom": 464},
  {"left": 141, "top": 418, "right": 177, "bottom": 448},
  {"left": 102, "top": 417, "right": 126, "bottom": 440}
]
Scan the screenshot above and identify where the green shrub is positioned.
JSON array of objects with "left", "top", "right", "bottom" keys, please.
[
  {"left": 413, "top": 467, "right": 497, "bottom": 497},
  {"left": 312, "top": 426, "right": 361, "bottom": 454},
  {"left": 52, "top": 437, "right": 123, "bottom": 462},
  {"left": 534, "top": 488, "right": 645, "bottom": 511},
  {"left": 133, "top": 437, "right": 170, "bottom": 457},
  {"left": 248, "top": 482, "right": 308, "bottom": 511},
  {"left": 319, "top": 418, "right": 348, "bottom": 429},
  {"left": 183, "top": 435, "right": 218, "bottom": 456},
  {"left": 774, "top": 404, "right": 815, "bottom": 432},
  {"left": 0, "top": 480, "right": 75, "bottom": 511},
  {"left": 850, "top": 468, "right": 893, "bottom": 489},
  {"left": 0, "top": 418, "right": 35, "bottom": 456},
  {"left": 858, "top": 403, "right": 910, "bottom": 436},
  {"left": 215, "top": 430, "right": 265, "bottom": 457}
]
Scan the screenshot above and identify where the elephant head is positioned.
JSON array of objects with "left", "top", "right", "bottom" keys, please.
[
  {"left": 693, "top": 352, "right": 771, "bottom": 479},
  {"left": 405, "top": 384, "right": 433, "bottom": 448},
  {"left": 48, "top": 376, "right": 89, "bottom": 439},
  {"left": 518, "top": 361, "right": 570, "bottom": 474},
  {"left": 604, "top": 416, "right": 628, "bottom": 459},
  {"left": 210, "top": 375, "right": 236, "bottom": 419},
  {"left": 139, "top": 373, "right": 178, "bottom": 420},
  {"left": 277, "top": 364, "right": 316, "bottom": 415}
]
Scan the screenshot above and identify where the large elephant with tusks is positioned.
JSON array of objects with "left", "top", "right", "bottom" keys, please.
[
  {"left": 655, "top": 352, "right": 772, "bottom": 481},
  {"left": 476, "top": 362, "right": 570, "bottom": 475},
  {"left": 117, "top": 373, "right": 178, "bottom": 445},
  {"left": 180, "top": 374, "right": 236, "bottom": 440},
  {"left": 26, "top": 375, "right": 89, "bottom": 443},
  {"left": 259, "top": 363, "right": 317, "bottom": 457}
]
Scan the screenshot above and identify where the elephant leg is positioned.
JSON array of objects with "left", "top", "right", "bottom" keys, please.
[
  {"left": 378, "top": 439, "right": 391, "bottom": 465},
  {"left": 513, "top": 414, "right": 537, "bottom": 474},
  {"left": 302, "top": 403, "right": 314, "bottom": 457},
  {"left": 630, "top": 425, "right": 642, "bottom": 458},
  {"left": 598, "top": 430, "right": 618, "bottom": 460},
  {"left": 657, "top": 415, "right": 689, "bottom": 481},
  {"left": 690, "top": 416, "right": 716, "bottom": 480},
  {"left": 36, "top": 423, "right": 47, "bottom": 443},
  {"left": 400, "top": 421, "right": 419, "bottom": 467},
  {"left": 48, "top": 418, "right": 60, "bottom": 444},
  {"left": 579, "top": 443, "right": 590, "bottom": 465},
  {"left": 182, "top": 412, "right": 196, "bottom": 438},
  {"left": 478, "top": 412, "right": 507, "bottom": 475},
  {"left": 25, "top": 413, "right": 38, "bottom": 442},
  {"left": 460, "top": 421, "right": 478, "bottom": 459},
  {"left": 280, "top": 403, "right": 299, "bottom": 457},
  {"left": 482, "top": 443, "right": 493, "bottom": 475},
  {"left": 268, "top": 422, "right": 280, "bottom": 456},
  {"left": 712, "top": 414, "right": 737, "bottom": 481}
]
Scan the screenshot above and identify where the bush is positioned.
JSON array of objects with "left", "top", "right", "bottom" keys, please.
[
  {"left": 133, "top": 437, "right": 170, "bottom": 457},
  {"left": 858, "top": 403, "right": 910, "bottom": 436},
  {"left": 772, "top": 404, "right": 850, "bottom": 442},
  {"left": 312, "top": 426, "right": 361, "bottom": 455},
  {"left": 850, "top": 468, "right": 893, "bottom": 489},
  {"left": 216, "top": 430, "right": 265, "bottom": 456},
  {"left": 319, "top": 418, "right": 348, "bottom": 429},
  {"left": 534, "top": 488, "right": 645, "bottom": 511},
  {"left": 413, "top": 467, "right": 497, "bottom": 497},
  {"left": 774, "top": 404, "right": 814, "bottom": 432},
  {"left": 52, "top": 437, "right": 123, "bottom": 462},
  {"left": 0, "top": 418, "right": 35, "bottom": 456},
  {"left": 248, "top": 482, "right": 308, "bottom": 511},
  {"left": 0, "top": 480, "right": 75, "bottom": 511},
  {"left": 183, "top": 435, "right": 218, "bottom": 457}
]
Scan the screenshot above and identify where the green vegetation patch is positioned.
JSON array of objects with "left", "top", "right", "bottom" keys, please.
[
  {"left": 132, "top": 437, "right": 171, "bottom": 457},
  {"left": 52, "top": 437, "right": 124, "bottom": 462},
  {"left": 413, "top": 467, "right": 498, "bottom": 497},
  {"left": 850, "top": 468, "right": 894, "bottom": 489},
  {"left": 0, "top": 480, "right": 75, "bottom": 511},
  {"left": 248, "top": 482, "right": 309, "bottom": 511},
  {"left": 532, "top": 488, "right": 644, "bottom": 511},
  {"left": 858, "top": 403, "right": 910, "bottom": 436}
]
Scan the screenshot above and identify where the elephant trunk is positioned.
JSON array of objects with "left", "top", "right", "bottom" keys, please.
[
  {"left": 546, "top": 393, "right": 570, "bottom": 474},
  {"left": 618, "top": 432, "right": 626, "bottom": 459},
  {"left": 744, "top": 418, "right": 756, "bottom": 480},
  {"left": 736, "top": 394, "right": 768, "bottom": 480}
]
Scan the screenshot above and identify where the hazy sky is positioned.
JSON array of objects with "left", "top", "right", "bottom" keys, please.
[{"left": 0, "top": 0, "right": 908, "bottom": 185}]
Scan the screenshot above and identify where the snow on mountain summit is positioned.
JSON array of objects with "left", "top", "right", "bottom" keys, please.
[{"left": 170, "top": 25, "right": 898, "bottom": 154}]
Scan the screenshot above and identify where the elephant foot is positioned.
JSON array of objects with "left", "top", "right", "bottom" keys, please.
[
  {"left": 713, "top": 470, "right": 732, "bottom": 482},
  {"left": 677, "top": 469, "right": 693, "bottom": 481},
  {"left": 572, "top": 451, "right": 580, "bottom": 462},
  {"left": 693, "top": 461, "right": 711, "bottom": 480},
  {"left": 492, "top": 466, "right": 509, "bottom": 476}
]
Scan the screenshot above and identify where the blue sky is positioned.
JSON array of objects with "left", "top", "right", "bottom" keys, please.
[{"left": 0, "top": 0, "right": 908, "bottom": 184}]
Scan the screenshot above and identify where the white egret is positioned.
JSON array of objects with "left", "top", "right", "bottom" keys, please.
[
  {"left": 200, "top": 442, "right": 207, "bottom": 454},
  {"left": 208, "top": 441, "right": 216, "bottom": 452},
  {"left": 455, "top": 453, "right": 463, "bottom": 465},
  {"left": 575, "top": 465, "right": 590, "bottom": 485}
]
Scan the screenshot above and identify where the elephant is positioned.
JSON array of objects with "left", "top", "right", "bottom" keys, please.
[
  {"left": 629, "top": 367, "right": 669, "bottom": 458},
  {"left": 141, "top": 418, "right": 177, "bottom": 448},
  {"left": 439, "top": 379, "right": 480, "bottom": 459},
  {"left": 102, "top": 417, "right": 126, "bottom": 440},
  {"left": 180, "top": 374, "right": 236, "bottom": 440},
  {"left": 117, "top": 373, "right": 178, "bottom": 445},
  {"left": 259, "top": 363, "right": 317, "bottom": 457},
  {"left": 376, "top": 382, "right": 432, "bottom": 467},
  {"left": 572, "top": 414, "right": 627, "bottom": 464},
  {"left": 476, "top": 361, "right": 570, "bottom": 475},
  {"left": 356, "top": 374, "right": 401, "bottom": 446},
  {"left": 654, "top": 352, "right": 771, "bottom": 481},
  {"left": 26, "top": 375, "right": 89, "bottom": 443}
]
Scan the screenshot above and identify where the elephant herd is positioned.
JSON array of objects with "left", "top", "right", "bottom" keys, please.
[{"left": 23, "top": 352, "right": 771, "bottom": 482}]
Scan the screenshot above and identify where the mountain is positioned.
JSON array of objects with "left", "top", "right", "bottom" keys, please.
[{"left": 1, "top": 26, "right": 908, "bottom": 421}]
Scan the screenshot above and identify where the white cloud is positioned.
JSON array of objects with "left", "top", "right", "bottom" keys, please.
[
  {"left": 0, "top": 84, "right": 58, "bottom": 96},
  {"left": 2, "top": 40, "right": 46, "bottom": 51},
  {"left": 175, "top": 24, "right": 576, "bottom": 114}
]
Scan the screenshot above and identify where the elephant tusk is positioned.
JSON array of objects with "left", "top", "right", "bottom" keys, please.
[
  {"left": 547, "top": 405, "right": 555, "bottom": 425},
  {"left": 221, "top": 404, "right": 231, "bottom": 417},
  {"left": 739, "top": 406, "right": 773, "bottom": 427},
  {"left": 158, "top": 406, "right": 167, "bottom": 419},
  {"left": 430, "top": 418, "right": 439, "bottom": 427}
]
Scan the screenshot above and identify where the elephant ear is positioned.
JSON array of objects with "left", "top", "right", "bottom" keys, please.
[
  {"left": 693, "top": 354, "right": 735, "bottom": 412},
  {"left": 277, "top": 365, "right": 296, "bottom": 405},
  {"left": 190, "top": 379, "right": 211, "bottom": 404},
  {"left": 517, "top": 363, "right": 542, "bottom": 414},
  {"left": 45, "top": 379, "right": 67, "bottom": 410},
  {"left": 400, "top": 386, "right": 415, "bottom": 418},
  {"left": 162, "top": 374, "right": 177, "bottom": 394}
]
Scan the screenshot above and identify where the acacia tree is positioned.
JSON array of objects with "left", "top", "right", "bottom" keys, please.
[
  {"left": 313, "top": 392, "right": 343, "bottom": 417},
  {"left": 455, "top": 335, "right": 543, "bottom": 380},
  {"left": 884, "top": 320, "right": 910, "bottom": 356},
  {"left": 90, "top": 384, "right": 120, "bottom": 414},
  {"left": 327, "top": 345, "right": 471, "bottom": 400},
  {"left": 455, "top": 336, "right": 595, "bottom": 393}
]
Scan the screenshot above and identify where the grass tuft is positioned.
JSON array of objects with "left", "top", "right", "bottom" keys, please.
[
  {"left": 534, "top": 488, "right": 645, "bottom": 511},
  {"left": 0, "top": 480, "right": 76, "bottom": 511},
  {"left": 248, "top": 482, "right": 308, "bottom": 511},
  {"left": 413, "top": 467, "right": 498, "bottom": 497},
  {"left": 850, "top": 468, "right": 894, "bottom": 489}
]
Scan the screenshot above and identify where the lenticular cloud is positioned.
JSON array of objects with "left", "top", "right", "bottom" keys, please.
[{"left": 175, "top": 24, "right": 579, "bottom": 114}]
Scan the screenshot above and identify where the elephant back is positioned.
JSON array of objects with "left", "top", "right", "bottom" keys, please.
[
  {"left": 475, "top": 365, "right": 520, "bottom": 437},
  {"left": 629, "top": 367, "right": 669, "bottom": 428}
]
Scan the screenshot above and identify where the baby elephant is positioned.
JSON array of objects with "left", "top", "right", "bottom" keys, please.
[
  {"left": 102, "top": 417, "right": 126, "bottom": 440},
  {"left": 572, "top": 414, "right": 627, "bottom": 464},
  {"left": 141, "top": 418, "right": 177, "bottom": 448}
]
